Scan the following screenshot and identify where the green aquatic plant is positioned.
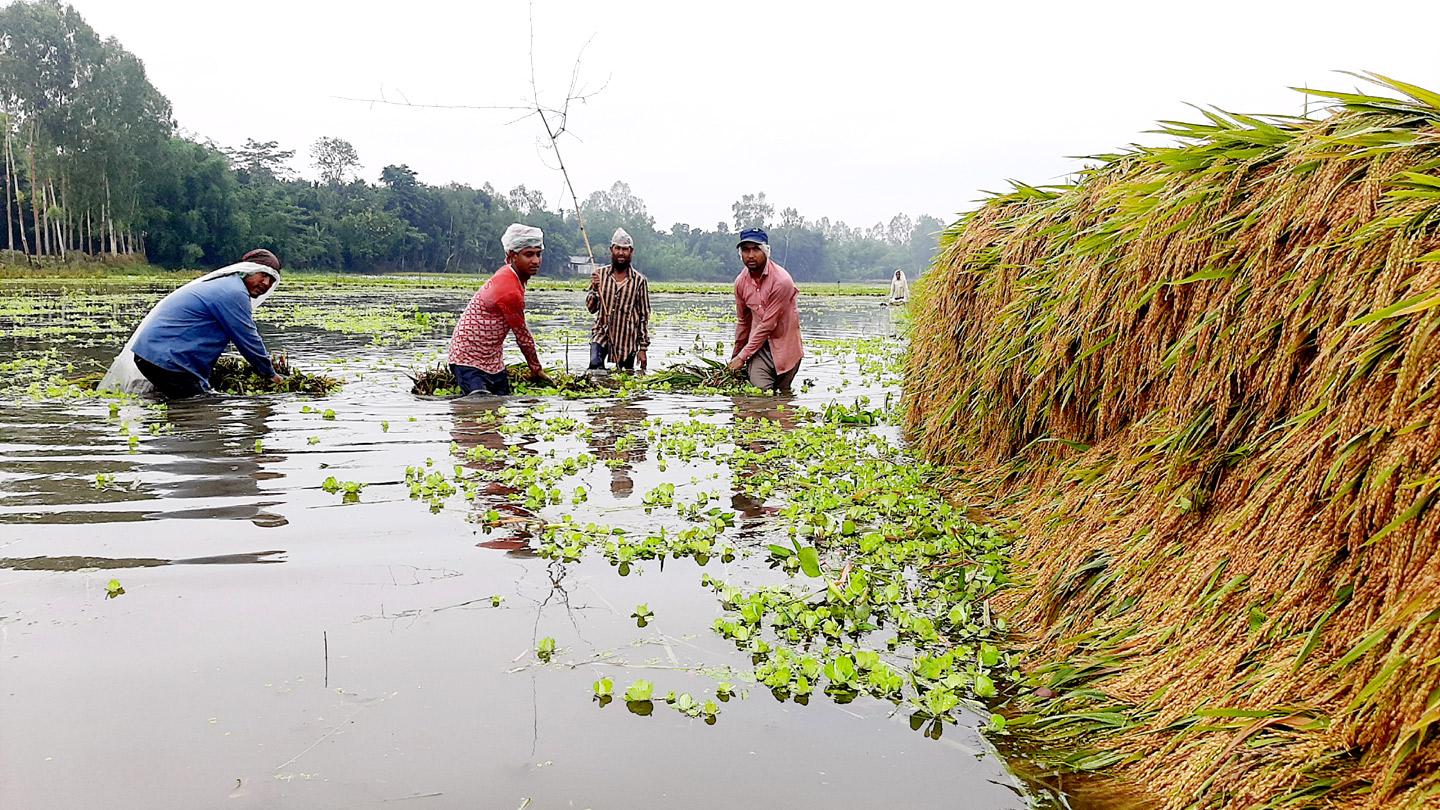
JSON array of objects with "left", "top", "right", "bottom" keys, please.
[
  {"left": 623, "top": 679, "right": 654, "bottom": 702},
  {"left": 536, "top": 637, "right": 557, "bottom": 662},
  {"left": 105, "top": 578, "right": 124, "bottom": 598},
  {"left": 631, "top": 604, "right": 654, "bottom": 627},
  {"left": 592, "top": 677, "right": 614, "bottom": 699},
  {"left": 321, "top": 476, "right": 365, "bottom": 502},
  {"left": 208, "top": 355, "right": 342, "bottom": 396}
]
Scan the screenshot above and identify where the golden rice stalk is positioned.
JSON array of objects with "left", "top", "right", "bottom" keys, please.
[{"left": 904, "top": 74, "right": 1440, "bottom": 808}]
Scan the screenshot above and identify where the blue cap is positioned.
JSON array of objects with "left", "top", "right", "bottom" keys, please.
[{"left": 736, "top": 228, "right": 769, "bottom": 247}]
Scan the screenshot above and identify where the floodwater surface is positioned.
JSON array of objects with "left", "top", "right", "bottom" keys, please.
[{"left": 0, "top": 279, "right": 1033, "bottom": 809}]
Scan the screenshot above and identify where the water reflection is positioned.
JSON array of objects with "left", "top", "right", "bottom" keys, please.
[
  {"left": 0, "top": 289, "right": 1034, "bottom": 810},
  {"left": 0, "top": 549, "right": 286, "bottom": 571},
  {"left": 587, "top": 400, "right": 647, "bottom": 497},
  {"left": 448, "top": 397, "right": 538, "bottom": 557}
]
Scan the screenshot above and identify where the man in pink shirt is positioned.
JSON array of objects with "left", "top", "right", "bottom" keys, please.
[
  {"left": 447, "top": 223, "right": 552, "bottom": 395},
  {"left": 728, "top": 228, "right": 803, "bottom": 394}
]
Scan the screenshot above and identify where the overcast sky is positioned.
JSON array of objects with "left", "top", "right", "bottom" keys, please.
[{"left": 63, "top": 0, "right": 1440, "bottom": 231}]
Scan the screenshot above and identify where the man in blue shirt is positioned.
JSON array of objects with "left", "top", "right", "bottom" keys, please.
[{"left": 129, "top": 249, "right": 285, "bottom": 398}]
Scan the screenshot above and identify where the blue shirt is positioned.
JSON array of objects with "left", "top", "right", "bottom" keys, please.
[{"left": 132, "top": 275, "right": 276, "bottom": 387}]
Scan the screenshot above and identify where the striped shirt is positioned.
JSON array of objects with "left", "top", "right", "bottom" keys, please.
[
  {"left": 586, "top": 265, "right": 651, "bottom": 361},
  {"left": 448, "top": 265, "right": 541, "bottom": 374}
]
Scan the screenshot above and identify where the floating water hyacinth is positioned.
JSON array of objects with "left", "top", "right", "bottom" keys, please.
[
  {"left": 209, "top": 354, "right": 342, "bottom": 396},
  {"left": 408, "top": 359, "right": 754, "bottom": 398}
]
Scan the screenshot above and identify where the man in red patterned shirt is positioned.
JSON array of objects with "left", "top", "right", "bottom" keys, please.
[{"left": 447, "top": 224, "right": 553, "bottom": 395}]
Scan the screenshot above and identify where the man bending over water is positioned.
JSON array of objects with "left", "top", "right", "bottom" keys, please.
[
  {"left": 447, "top": 223, "right": 552, "bottom": 395},
  {"left": 101, "top": 249, "right": 285, "bottom": 398},
  {"left": 728, "top": 228, "right": 804, "bottom": 394}
]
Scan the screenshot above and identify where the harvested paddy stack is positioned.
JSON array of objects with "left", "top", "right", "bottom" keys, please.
[{"left": 905, "top": 75, "right": 1440, "bottom": 808}]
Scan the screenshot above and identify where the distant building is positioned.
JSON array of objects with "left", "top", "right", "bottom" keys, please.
[{"left": 568, "top": 256, "right": 599, "bottom": 276}]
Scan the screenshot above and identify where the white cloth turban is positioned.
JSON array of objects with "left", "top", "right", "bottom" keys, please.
[
  {"left": 610, "top": 228, "right": 634, "bottom": 248},
  {"left": 501, "top": 223, "right": 544, "bottom": 253}
]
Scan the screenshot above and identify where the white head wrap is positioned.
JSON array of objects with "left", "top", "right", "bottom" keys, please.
[
  {"left": 610, "top": 228, "right": 634, "bottom": 248},
  {"left": 501, "top": 223, "right": 544, "bottom": 253}
]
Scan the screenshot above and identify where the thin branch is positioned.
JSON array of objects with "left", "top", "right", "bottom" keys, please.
[{"left": 334, "top": 0, "right": 605, "bottom": 260}]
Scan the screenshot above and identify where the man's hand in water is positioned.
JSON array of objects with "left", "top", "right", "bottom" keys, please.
[
  {"left": 637, "top": 350, "right": 647, "bottom": 371},
  {"left": 530, "top": 367, "right": 554, "bottom": 387},
  {"left": 270, "top": 375, "right": 284, "bottom": 385},
  {"left": 727, "top": 356, "right": 745, "bottom": 372}
]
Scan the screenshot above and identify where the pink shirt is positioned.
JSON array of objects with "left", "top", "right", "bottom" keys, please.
[
  {"left": 733, "top": 260, "right": 803, "bottom": 374},
  {"left": 448, "top": 265, "right": 541, "bottom": 374}
]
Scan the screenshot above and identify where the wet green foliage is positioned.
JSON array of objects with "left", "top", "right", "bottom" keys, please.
[
  {"left": 321, "top": 476, "right": 365, "bottom": 503},
  {"left": 408, "top": 359, "right": 758, "bottom": 399},
  {"left": 209, "top": 355, "right": 341, "bottom": 396}
]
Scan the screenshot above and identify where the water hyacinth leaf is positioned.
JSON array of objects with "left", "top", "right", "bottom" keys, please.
[
  {"left": 974, "top": 673, "right": 997, "bottom": 699},
  {"left": 797, "top": 546, "right": 821, "bottom": 578},
  {"left": 623, "top": 679, "right": 654, "bottom": 702}
]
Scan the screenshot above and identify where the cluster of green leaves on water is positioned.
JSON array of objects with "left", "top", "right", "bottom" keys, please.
[
  {"left": 591, "top": 677, "right": 721, "bottom": 723},
  {"left": 321, "top": 475, "right": 365, "bottom": 502},
  {"left": 709, "top": 414, "right": 1015, "bottom": 735},
  {"left": 809, "top": 336, "right": 906, "bottom": 389},
  {"left": 533, "top": 408, "right": 1018, "bottom": 734},
  {"left": 533, "top": 512, "right": 739, "bottom": 573},
  {"left": 259, "top": 303, "right": 453, "bottom": 345}
]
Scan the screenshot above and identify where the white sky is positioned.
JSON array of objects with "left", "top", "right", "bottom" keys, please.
[{"left": 64, "top": 0, "right": 1440, "bottom": 231}]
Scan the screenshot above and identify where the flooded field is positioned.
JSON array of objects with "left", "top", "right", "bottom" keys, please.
[{"left": 0, "top": 277, "right": 1037, "bottom": 809}]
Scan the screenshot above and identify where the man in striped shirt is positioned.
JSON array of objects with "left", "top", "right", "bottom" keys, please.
[
  {"left": 447, "top": 223, "right": 552, "bottom": 395},
  {"left": 586, "top": 227, "right": 651, "bottom": 372}
]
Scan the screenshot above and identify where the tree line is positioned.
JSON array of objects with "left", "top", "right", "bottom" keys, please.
[{"left": 0, "top": 0, "right": 943, "bottom": 281}]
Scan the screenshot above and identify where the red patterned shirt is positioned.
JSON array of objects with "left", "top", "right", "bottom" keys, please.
[{"left": 448, "top": 265, "right": 541, "bottom": 374}]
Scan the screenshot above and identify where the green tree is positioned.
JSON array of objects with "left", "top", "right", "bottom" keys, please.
[{"left": 310, "top": 136, "right": 361, "bottom": 186}]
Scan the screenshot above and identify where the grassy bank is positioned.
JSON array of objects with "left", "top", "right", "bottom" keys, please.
[
  {"left": 905, "top": 74, "right": 1440, "bottom": 807},
  {"left": 1, "top": 264, "right": 888, "bottom": 296}
]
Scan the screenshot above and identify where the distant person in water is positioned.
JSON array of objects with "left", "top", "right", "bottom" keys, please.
[
  {"left": 99, "top": 249, "right": 285, "bottom": 398},
  {"left": 447, "top": 223, "right": 552, "bottom": 395},
  {"left": 586, "top": 227, "right": 651, "bottom": 372},
  {"left": 889, "top": 269, "right": 909, "bottom": 304},
  {"left": 728, "top": 228, "right": 804, "bottom": 394}
]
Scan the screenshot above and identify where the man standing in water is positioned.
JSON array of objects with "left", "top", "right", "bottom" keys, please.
[
  {"left": 728, "top": 228, "right": 803, "bottom": 394},
  {"left": 586, "top": 227, "right": 651, "bottom": 372},
  {"left": 447, "top": 224, "right": 552, "bottom": 395}
]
